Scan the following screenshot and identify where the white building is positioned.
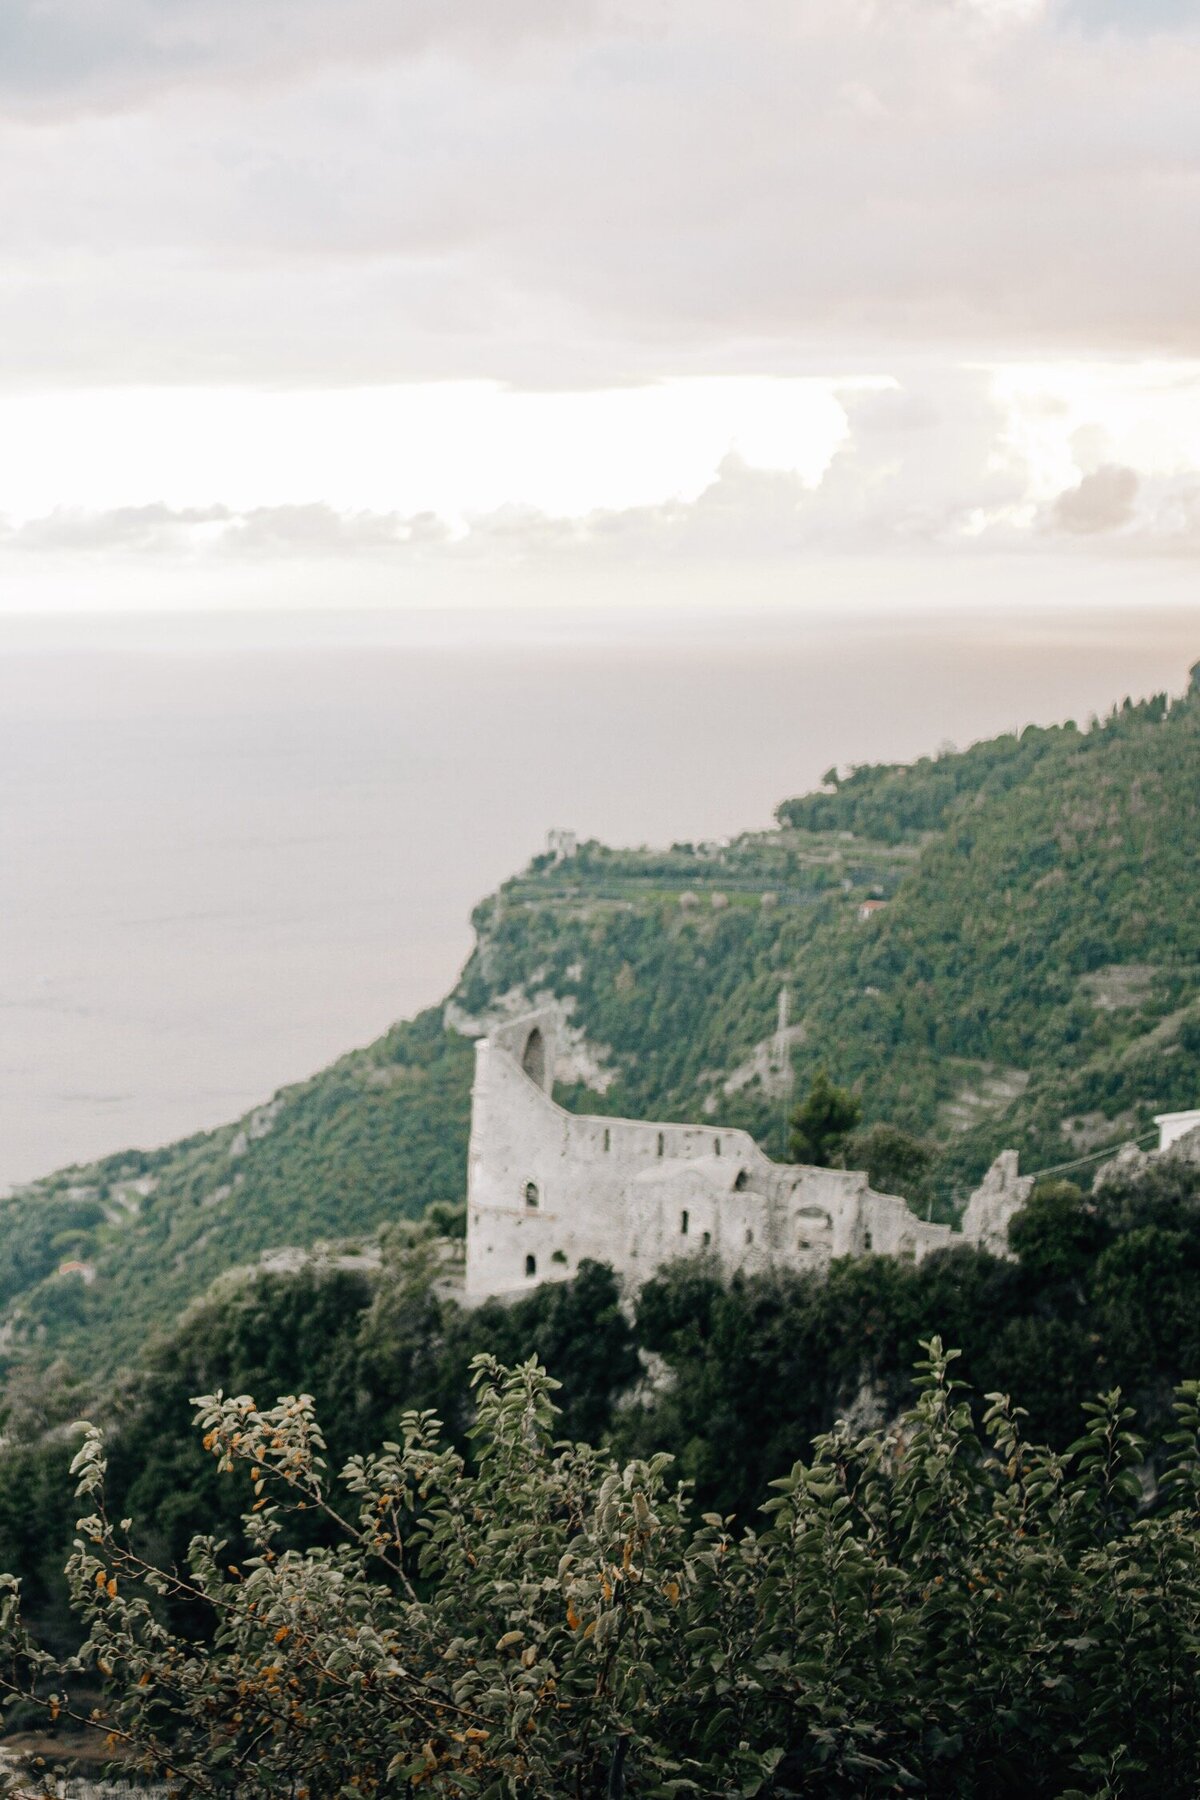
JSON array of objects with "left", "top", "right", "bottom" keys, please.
[
  {"left": 464, "top": 1007, "right": 1032, "bottom": 1301},
  {"left": 1155, "top": 1110, "right": 1200, "bottom": 1152}
]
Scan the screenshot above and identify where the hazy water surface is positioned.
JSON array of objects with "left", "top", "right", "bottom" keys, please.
[{"left": 1, "top": 605, "right": 1195, "bottom": 1187}]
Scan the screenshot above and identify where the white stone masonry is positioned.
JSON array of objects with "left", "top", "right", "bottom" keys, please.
[{"left": 465, "top": 1007, "right": 1032, "bottom": 1301}]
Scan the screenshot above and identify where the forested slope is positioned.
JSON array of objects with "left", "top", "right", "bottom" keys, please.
[
  {"left": 458, "top": 676, "right": 1200, "bottom": 1187},
  {"left": 1, "top": 667, "right": 1197, "bottom": 1380}
]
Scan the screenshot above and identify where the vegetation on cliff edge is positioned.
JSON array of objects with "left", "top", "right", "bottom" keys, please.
[{"left": 1, "top": 671, "right": 1197, "bottom": 1386}]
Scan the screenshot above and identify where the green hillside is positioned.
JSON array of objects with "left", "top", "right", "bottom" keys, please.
[
  {"left": 2, "top": 665, "right": 1198, "bottom": 1382},
  {"left": 455, "top": 673, "right": 1200, "bottom": 1189}
]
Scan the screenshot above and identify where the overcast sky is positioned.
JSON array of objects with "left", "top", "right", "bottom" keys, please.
[{"left": 2, "top": 0, "right": 1198, "bottom": 616}]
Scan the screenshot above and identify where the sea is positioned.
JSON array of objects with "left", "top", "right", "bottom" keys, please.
[{"left": 1, "top": 603, "right": 1195, "bottom": 1189}]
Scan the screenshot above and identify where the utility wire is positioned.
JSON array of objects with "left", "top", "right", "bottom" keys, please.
[
  {"left": 946, "top": 1127, "right": 1162, "bottom": 1207},
  {"left": 1023, "top": 1127, "right": 1160, "bottom": 1183}
]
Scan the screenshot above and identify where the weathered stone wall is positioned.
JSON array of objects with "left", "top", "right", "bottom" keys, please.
[
  {"left": 959, "top": 1150, "right": 1035, "bottom": 1257},
  {"left": 465, "top": 1007, "right": 1005, "bottom": 1302}
]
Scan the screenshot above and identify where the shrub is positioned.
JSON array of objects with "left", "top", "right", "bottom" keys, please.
[{"left": 3, "top": 1344, "right": 1200, "bottom": 1795}]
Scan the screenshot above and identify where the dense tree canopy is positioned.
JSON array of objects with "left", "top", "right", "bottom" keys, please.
[
  {"left": 788, "top": 1071, "right": 862, "bottom": 1167},
  {"left": 7, "top": 1158, "right": 1200, "bottom": 1674}
]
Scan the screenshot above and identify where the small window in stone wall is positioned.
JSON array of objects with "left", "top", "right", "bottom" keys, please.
[
  {"left": 524, "top": 1182, "right": 539, "bottom": 1209},
  {"left": 714, "top": 1137, "right": 722, "bottom": 1156},
  {"left": 680, "top": 1209, "right": 689, "bottom": 1235},
  {"left": 603, "top": 1128, "right": 611, "bottom": 1152},
  {"left": 551, "top": 1249, "right": 568, "bottom": 1265},
  {"left": 734, "top": 1169, "right": 749, "bottom": 1192},
  {"left": 864, "top": 1230, "right": 873, "bottom": 1251},
  {"left": 657, "top": 1132, "right": 665, "bottom": 1157},
  {"left": 702, "top": 1230, "right": 711, "bottom": 1248},
  {"left": 525, "top": 1254, "right": 537, "bottom": 1277},
  {"left": 745, "top": 1227, "right": 754, "bottom": 1245}
]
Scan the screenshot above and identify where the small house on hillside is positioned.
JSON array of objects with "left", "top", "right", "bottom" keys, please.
[{"left": 57, "top": 1259, "right": 96, "bottom": 1285}]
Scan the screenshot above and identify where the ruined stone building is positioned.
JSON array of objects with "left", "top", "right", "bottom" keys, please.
[{"left": 464, "top": 1007, "right": 1033, "bottom": 1301}]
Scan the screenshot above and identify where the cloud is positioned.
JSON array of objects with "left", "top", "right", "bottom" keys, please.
[
  {"left": 8, "top": 365, "right": 1195, "bottom": 570},
  {"left": 1056, "top": 0, "right": 1200, "bottom": 35},
  {"left": 0, "top": 1, "right": 600, "bottom": 116},
  {"left": 1, "top": 501, "right": 446, "bottom": 558},
  {"left": 0, "top": 1, "right": 1196, "bottom": 389},
  {"left": 224, "top": 504, "right": 451, "bottom": 556},
  {"left": 4, "top": 461, "right": 1199, "bottom": 620},
  {"left": 6, "top": 360, "right": 1200, "bottom": 583},
  {"left": 9, "top": 502, "right": 231, "bottom": 551},
  {"left": 1051, "top": 464, "right": 1140, "bottom": 534}
]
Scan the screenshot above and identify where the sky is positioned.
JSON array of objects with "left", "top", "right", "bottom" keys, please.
[{"left": 1, "top": 0, "right": 1199, "bottom": 617}]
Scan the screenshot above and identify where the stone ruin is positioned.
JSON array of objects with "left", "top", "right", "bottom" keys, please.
[{"left": 464, "top": 1008, "right": 1035, "bottom": 1301}]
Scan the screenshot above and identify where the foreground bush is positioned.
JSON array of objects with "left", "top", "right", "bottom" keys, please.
[{"left": 2, "top": 1342, "right": 1200, "bottom": 1796}]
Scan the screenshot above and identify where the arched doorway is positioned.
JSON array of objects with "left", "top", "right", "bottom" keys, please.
[{"left": 521, "top": 1028, "right": 546, "bottom": 1089}]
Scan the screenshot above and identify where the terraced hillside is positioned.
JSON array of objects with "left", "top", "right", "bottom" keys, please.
[{"left": 2, "top": 667, "right": 1197, "bottom": 1381}]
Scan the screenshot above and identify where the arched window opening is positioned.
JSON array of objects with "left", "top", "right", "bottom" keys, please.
[
  {"left": 524, "top": 1181, "right": 539, "bottom": 1210},
  {"left": 702, "top": 1230, "right": 712, "bottom": 1248},
  {"left": 680, "top": 1210, "right": 689, "bottom": 1236},
  {"left": 734, "top": 1169, "right": 749, "bottom": 1192},
  {"left": 657, "top": 1132, "right": 665, "bottom": 1158},
  {"left": 521, "top": 1028, "right": 546, "bottom": 1089},
  {"left": 525, "top": 1254, "right": 537, "bottom": 1278}
]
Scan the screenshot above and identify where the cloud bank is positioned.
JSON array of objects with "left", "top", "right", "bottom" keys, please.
[
  {"left": 1, "top": 0, "right": 1197, "bottom": 619},
  {"left": 7, "top": 371, "right": 1197, "bottom": 578},
  {"left": 0, "top": 0, "right": 1197, "bottom": 389}
]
